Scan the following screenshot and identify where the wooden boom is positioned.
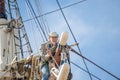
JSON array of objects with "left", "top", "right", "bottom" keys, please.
[{"left": 54, "top": 32, "right": 68, "bottom": 66}]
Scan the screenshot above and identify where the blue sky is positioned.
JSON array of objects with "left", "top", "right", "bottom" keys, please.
[{"left": 18, "top": 0, "right": 120, "bottom": 80}]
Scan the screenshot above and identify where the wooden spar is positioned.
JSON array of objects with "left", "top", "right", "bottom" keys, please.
[{"left": 54, "top": 32, "right": 68, "bottom": 66}]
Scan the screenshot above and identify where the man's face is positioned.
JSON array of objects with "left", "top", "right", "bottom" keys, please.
[{"left": 49, "top": 36, "right": 58, "bottom": 43}]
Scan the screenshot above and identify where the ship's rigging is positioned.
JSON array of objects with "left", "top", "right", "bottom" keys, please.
[{"left": 0, "top": 0, "right": 119, "bottom": 80}]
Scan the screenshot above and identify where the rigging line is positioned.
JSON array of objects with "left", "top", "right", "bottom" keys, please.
[
  {"left": 15, "top": 0, "right": 33, "bottom": 54},
  {"left": 30, "top": 25, "right": 39, "bottom": 51},
  {"left": 9, "top": 6, "right": 18, "bottom": 63},
  {"left": 8, "top": 0, "right": 12, "bottom": 19},
  {"left": 23, "top": 0, "right": 87, "bottom": 23},
  {"left": 25, "top": 0, "right": 43, "bottom": 49},
  {"left": 34, "top": 0, "right": 50, "bottom": 35},
  {"left": 27, "top": 0, "right": 47, "bottom": 42},
  {"left": 25, "top": 0, "right": 45, "bottom": 42},
  {"left": 18, "top": 29, "right": 24, "bottom": 58},
  {"left": 70, "top": 61, "right": 101, "bottom": 80},
  {"left": 37, "top": 0, "right": 50, "bottom": 33},
  {"left": 25, "top": 0, "right": 48, "bottom": 41},
  {"left": 4, "top": 1, "right": 10, "bottom": 15},
  {"left": 15, "top": 51, "right": 32, "bottom": 54},
  {"left": 34, "top": 0, "right": 49, "bottom": 38},
  {"left": 14, "top": 1, "right": 24, "bottom": 58},
  {"left": 56, "top": 0, "right": 93, "bottom": 80},
  {"left": 70, "top": 48, "right": 120, "bottom": 80},
  {"left": 38, "top": 0, "right": 51, "bottom": 34}
]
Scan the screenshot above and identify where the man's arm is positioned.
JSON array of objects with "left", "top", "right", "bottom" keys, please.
[{"left": 39, "top": 43, "right": 51, "bottom": 62}]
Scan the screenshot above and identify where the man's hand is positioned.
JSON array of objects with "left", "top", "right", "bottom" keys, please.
[
  {"left": 44, "top": 50, "right": 51, "bottom": 61},
  {"left": 46, "top": 50, "right": 51, "bottom": 57}
]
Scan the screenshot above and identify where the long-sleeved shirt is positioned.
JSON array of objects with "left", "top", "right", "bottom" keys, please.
[{"left": 39, "top": 41, "right": 58, "bottom": 63}]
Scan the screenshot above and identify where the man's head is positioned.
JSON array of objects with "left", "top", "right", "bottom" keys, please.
[{"left": 48, "top": 32, "right": 58, "bottom": 43}]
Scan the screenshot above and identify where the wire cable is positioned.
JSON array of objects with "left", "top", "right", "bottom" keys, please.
[
  {"left": 55, "top": 0, "right": 93, "bottom": 80},
  {"left": 25, "top": 0, "right": 48, "bottom": 41},
  {"left": 70, "top": 61, "right": 101, "bottom": 80},
  {"left": 70, "top": 48, "right": 120, "bottom": 80},
  {"left": 34, "top": 0, "right": 50, "bottom": 36},
  {"left": 25, "top": 0, "right": 45, "bottom": 42},
  {"left": 23, "top": 0, "right": 87, "bottom": 23},
  {"left": 26, "top": 2, "right": 39, "bottom": 51}
]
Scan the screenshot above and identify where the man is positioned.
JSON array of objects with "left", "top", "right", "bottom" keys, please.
[{"left": 39, "top": 32, "right": 59, "bottom": 80}]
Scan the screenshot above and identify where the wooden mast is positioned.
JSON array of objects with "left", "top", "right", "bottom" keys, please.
[{"left": 0, "top": 0, "right": 6, "bottom": 19}]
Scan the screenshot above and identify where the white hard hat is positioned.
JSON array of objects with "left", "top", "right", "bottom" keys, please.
[{"left": 49, "top": 32, "right": 58, "bottom": 37}]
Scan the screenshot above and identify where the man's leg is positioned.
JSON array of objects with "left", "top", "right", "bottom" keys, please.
[{"left": 41, "top": 64, "right": 50, "bottom": 80}]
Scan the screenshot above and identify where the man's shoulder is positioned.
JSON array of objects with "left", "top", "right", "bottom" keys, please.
[
  {"left": 41, "top": 41, "right": 51, "bottom": 46},
  {"left": 40, "top": 41, "right": 51, "bottom": 49}
]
